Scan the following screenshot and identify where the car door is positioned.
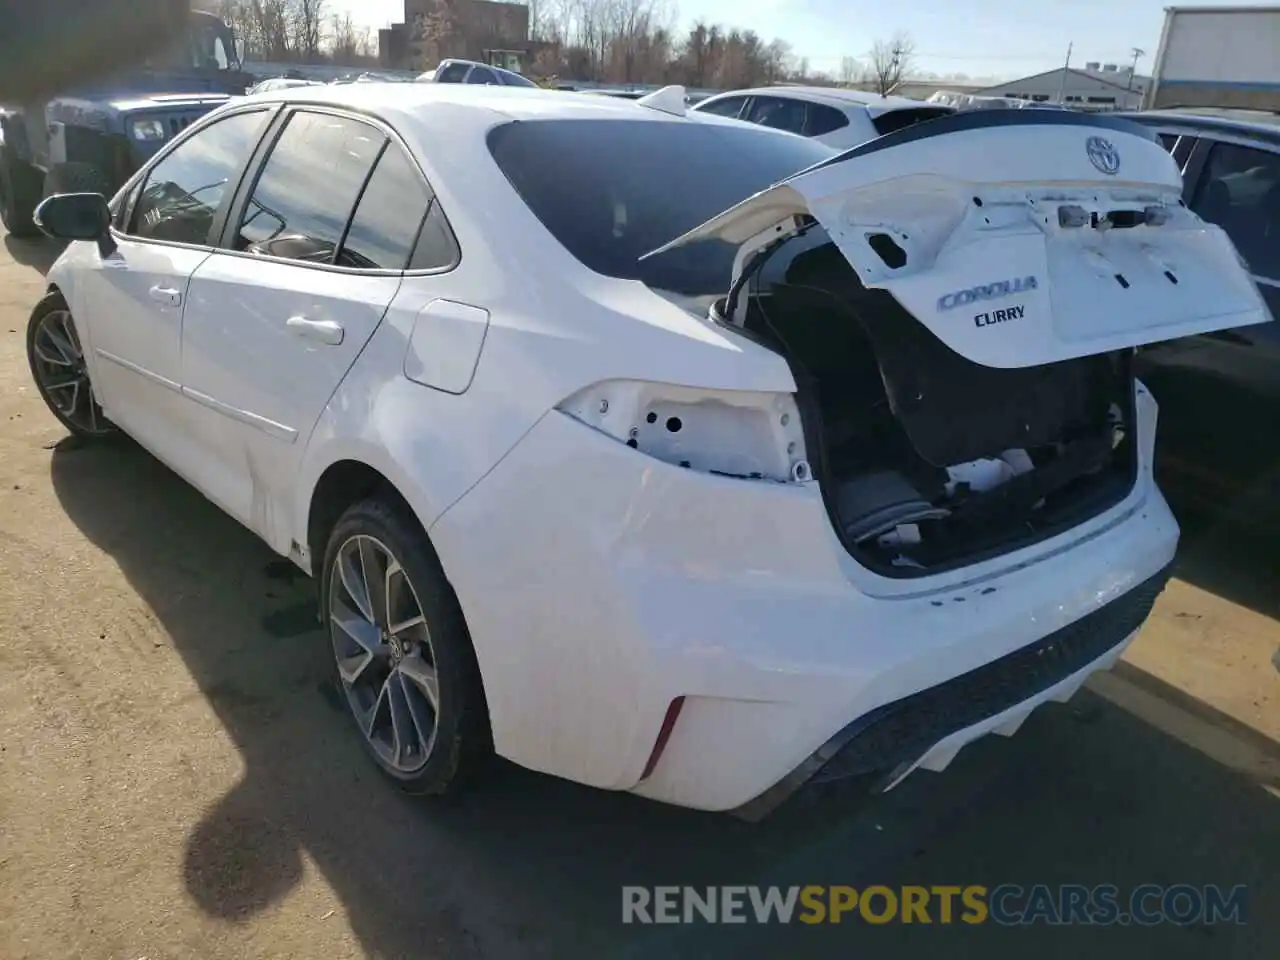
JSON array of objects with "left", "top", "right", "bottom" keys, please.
[
  {"left": 177, "top": 108, "right": 437, "bottom": 547},
  {"left": 74, "top": 107, "right": 272, "bottom": 462},
  {"left": 1135, "top": 135, "right": 1280, "bottom": 505}
]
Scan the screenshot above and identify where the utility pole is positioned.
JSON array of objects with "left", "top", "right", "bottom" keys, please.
[
  {"left": 1125, "top": 46, "right": 1144, "bottom": 94},
  {"left": 1055, "top": 41, "right": 1072, "bottom": 104}
]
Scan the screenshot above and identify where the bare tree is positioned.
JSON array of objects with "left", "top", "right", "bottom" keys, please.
[
  {"left": 214, "top": 0, "right": 255, "bottom": 55},
  {"left": 838, "top": 55, "right": 863, "bottom": 86},
  {"left": 248, "top": 0, "right": 291, "bottom": 60},
  {"left": 473, "top": 0, "right": 825, "bottom": 88},
  {"left": 762, "top": 38, "right": 790, "bottom": 84},
  {"left": 868, "top": 31, "right": 914, "bottom": 95},
  {"left": 288, "top": 0, "right": 327, "bottom": 62},
  {"left": 330, "top": 11, "right": 374, "bottom": 64}
]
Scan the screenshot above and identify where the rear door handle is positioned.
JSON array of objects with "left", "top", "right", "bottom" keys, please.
[
  {"left": 148, "top": 285, "right": 182, "bottom": 307},
  {"left": 286, "top": 316, "right": 344, "bottom": 346}
]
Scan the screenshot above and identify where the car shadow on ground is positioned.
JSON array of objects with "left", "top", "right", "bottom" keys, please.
[
  {"left": 49, "top": 438, "right": 1280, "bottom": 960},
  {"left": 1159, "top": 474, "right": 1280, "bottom": 623},
  {"left": 3, "top": 234, "right": 60, "bottom": 274}
]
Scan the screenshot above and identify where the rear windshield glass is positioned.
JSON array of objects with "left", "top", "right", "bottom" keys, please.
[
  {"left": 872, "top": 107, "right": 953, "bottom": 136},
  {"left": 487, "top": 118, "right": 835, "bottom": 297}
]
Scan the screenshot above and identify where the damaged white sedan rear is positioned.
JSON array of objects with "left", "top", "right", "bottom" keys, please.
[{"left": 33, "top": 85, "right": 1269, "bottom": 819}]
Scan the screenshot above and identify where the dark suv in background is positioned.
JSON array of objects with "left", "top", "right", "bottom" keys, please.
[{"left": 1122, "top": 109, "right": 1280, "bottom": 521}]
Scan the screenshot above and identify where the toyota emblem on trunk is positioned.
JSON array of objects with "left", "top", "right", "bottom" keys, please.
[{"left": 1086, "top": 136, "right": 1120, "bottom": 175}]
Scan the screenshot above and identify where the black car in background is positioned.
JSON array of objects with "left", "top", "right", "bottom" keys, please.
[{"left": 1120, "top": 109, "right": 1280, "bottom": 521}]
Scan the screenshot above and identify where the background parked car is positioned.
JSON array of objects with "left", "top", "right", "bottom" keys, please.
[
  {"left": 247, "top": 78, "right": 325, "bottom": 95},
  {"left": 690, "top": 85, "right": 953, "bottom": 149},
  {"left": 1121, "top": 108, "right": 1280, "bottom": 519},
  {"left": 419, "top": 59, "right": 537, "bottom": 88}
]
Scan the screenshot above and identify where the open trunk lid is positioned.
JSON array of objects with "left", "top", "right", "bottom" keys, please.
[{"left": 645, "top": 110, "right": 1269, "bottom": 368}]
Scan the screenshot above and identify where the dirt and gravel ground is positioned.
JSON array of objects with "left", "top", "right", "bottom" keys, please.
[{"left": 0, "top": 232, "right": 1277, "bottom": 960}]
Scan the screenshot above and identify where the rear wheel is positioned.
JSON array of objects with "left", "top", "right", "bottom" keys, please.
[
  {"left": 26, "top": 292, "right": 116, "bottom": 439},
  {"left": 321, "top": 497, "right": 491, "bottom": 796},
  {"left": 0, "top": 147, "right": 41, "bottom": 237}
]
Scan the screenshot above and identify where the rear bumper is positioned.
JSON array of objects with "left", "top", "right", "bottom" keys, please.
[
  {"left": 731, "top": 564, "right": 1171, "bottom": 820},
  {"left": 430, "top": 407, "right": 1178, "bottom": 814}
]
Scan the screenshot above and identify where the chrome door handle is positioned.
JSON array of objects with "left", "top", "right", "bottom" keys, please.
[
  {"left": 148, "top": 285, "right": 182, "bottom": 306},
  {"left": 286, "top": 316, "right": 344, "bottom": 346}
]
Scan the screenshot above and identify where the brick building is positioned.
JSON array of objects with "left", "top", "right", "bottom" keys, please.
[{"left": 380, "top": 0, "right": 532, "bottom": 73}]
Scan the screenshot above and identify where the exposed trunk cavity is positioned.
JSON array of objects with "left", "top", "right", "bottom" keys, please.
[{"left": 728, "top": 227, "right": 1138, "bottom": 577}]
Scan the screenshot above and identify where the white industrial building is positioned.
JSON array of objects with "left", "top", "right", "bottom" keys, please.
[{"left": 973, "top": 63, "right": 1150, "bottom": 110}]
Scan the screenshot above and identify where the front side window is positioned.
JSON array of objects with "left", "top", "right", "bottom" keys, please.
[
  {"left": 695, "top": 96, "right": 748, "bottom": 119},
  {"left": 234, "top": 111, "right": 384, "bottom": 265},
  {"left": 1192, "top": 141, "right": 1280, "bottom": 281},
  {"left": 129, "top": 109, "right": 269, "bottom": 245},
  {"left": 466, "top": 67, "right": 498, "bottom": 85},
  {"left": 488, "top": 118, "right": 834, "bottom": 297}
]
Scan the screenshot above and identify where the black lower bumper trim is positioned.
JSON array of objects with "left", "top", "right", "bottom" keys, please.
[{"left": 731, "top": 564, "right": 1173, "bottom": 821}]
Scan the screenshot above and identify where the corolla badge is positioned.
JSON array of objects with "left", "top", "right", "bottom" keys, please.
[
  {"left": 937, "top": 276, "right": 1038, "bottom": 312},
  {"left": 1086, "top": 135, "right": 1121, "bottom": 176}
]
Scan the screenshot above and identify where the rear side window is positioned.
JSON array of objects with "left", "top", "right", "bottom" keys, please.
[
  {"left": 745, "top": 96, "right": 808, "bottom": 135},
  {"left": 695, "top": 96, "right": 748, "bottom": 119},
  {"left": 234, "top": 111, "right": 384, "bottom": 264},
  {"left": 499, "top": 70, "right": 537, "bottom": 87},
  {"left": 410, "top": 201, "right": 460, "bottom": 271},
  {"left": 872, "top": 107, "right": 953, "bottom": 136},
  {"left": 436, "top": 62, "right": 470, "bottom": 83},
  {"left": 1157, "top": 132, "right": 1179, "bottom": 151},
  {"left": 340, "top": 144, "right": 433, "bottom": 270},
  {"left": 805, "top": 103, "right": 849, "bottom": 137},
  {"left": 1191, "top": 141, "right": 1280, "bottom": 281}
]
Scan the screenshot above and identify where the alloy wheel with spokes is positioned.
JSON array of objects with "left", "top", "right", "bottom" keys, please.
[
  {"left": 27, "top": 294, "right": 115, "bottom": 439},
  {"left": 329, "top": 533, "right": 442, "bottom": 776}
]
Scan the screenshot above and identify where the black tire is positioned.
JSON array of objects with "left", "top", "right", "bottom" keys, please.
[
  {"left": 320, "top": 496, "right": 491, "bottom": 796},
  {"left": 42, "top": 161, "right": 113, "bottom": 198},
  {"left": 0, "top": 147, "right": 42, "bottom": 237},
  {"left": 26, "top": 291, "right": 117, "bottom": 440}
]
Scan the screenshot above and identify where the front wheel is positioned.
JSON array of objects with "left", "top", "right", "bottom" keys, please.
[
  {"left": 321, "top": 497, "right": 492, "bottom": 796},
  {"left": 26, "top": 292, "right": 116, "bottom": 439}
]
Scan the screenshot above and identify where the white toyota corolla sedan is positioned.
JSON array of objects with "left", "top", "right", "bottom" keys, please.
[{"left": 26, "top": 83, "right": 1269, "bottom": 819}]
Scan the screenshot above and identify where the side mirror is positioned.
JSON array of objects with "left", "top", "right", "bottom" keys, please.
[{"left": 34, "top": 193, "right": 115, "bottom": 252}]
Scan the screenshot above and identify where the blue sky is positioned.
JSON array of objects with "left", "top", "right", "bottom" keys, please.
[{"left": 330, "top": 0, "right": 1253, "bottom": 80}]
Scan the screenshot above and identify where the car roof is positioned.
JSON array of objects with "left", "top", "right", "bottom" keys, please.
[
  {"left": 1121, "top": 108, "right": 1280, "bottom": 147},
  {"left": 700, "top": 85, "right": 942, "bottom": 117},
  {"left": 238, "top": 81, "right": 794, "bottom": 136}
]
